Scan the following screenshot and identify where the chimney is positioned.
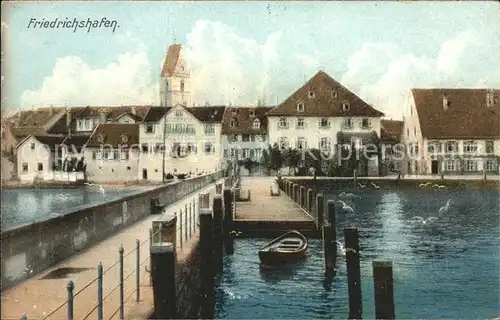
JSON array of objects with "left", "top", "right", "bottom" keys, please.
[
  {"left": 443, "top": 95, "right": 449, "bottom": 110},
  {"left": 486, "top": 89, "right": 494, "bottom": 107},
  {"left": 99, "top": 111, "right": 106, "bottom": 124},
  {"left": 66, "top": 107, "right": 72, "bottom": 138},
  {"left": 131, "top": 107, "right": 136, "bottom": 115}
]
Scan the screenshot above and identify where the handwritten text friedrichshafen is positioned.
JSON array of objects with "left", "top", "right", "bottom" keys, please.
[{"left": 27, "top": 18, "right": 119, "bottom": 33}]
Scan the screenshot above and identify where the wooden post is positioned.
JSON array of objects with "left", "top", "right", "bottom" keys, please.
[
  {"left": 353, "top": 169, "right": 357, "bottom": 188},
  {"left": 152, "top": 215, "right": 177, "bottom": 258},
  {"left": 212, "top": 195, "right": 224, "bottom": 274},
  {"left": 199, "top": 208, "right": 214, "bottom": 319},
  {"left": 373, "top": 261, "right": 395, "bottom": 320},
  {"left": 216, "top": 183, "right": 223, "bottom": 195},
  {"left": 223, "top": 188, "right": 234, "bottom": 254},
  {"left": 327, "top": 200, "right": 337, "bottom": 262},
  {"left": 299, "top": 186, "right": 305, "bottom": 208},
  {"left": 322, "top": 223, "right": 335, "bottom": 276},
  {"left": 315, "top": 193, "right": 324, "bottom": 231},
  {"left": 151, "top": 242, "right": 176, "bottom": 319},
  {"left": 199, "top": 193, "right": 210, "bottom": 210},
  {"left": 345, "top": 227, "right": 362, "bottom": 320},
  {"left": 307, "top": 189, "right": 313, "bottom": 215}
]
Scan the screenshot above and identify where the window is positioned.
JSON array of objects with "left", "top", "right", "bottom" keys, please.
[
  {"left": 231, "top": 109, "right": 238, "bottom": 116},
  {"left": 224, "top": 149, "right": 229, "bottom": 158},
  {"left": 319, "top": 118, "right": 330, "bottom": 128},
  {"left": 407, "top": 128, "right": 409, "bottom": 137},
  {"left": 415, "top": 143, "right": 419, "bottom": 155},
  {"left": 250, "top": 135, "right": 256, "bottom": 142},
  {"left": 204, "top": 142, "right": 214, "bottom": 154},
  {"left": 141, "top": 144, "right": 149, "bottom": 153},
  {"left": 463, "top": 141, "right": 478, "bottom": 154},
  {"left": 485, "top": 141, "right": 494, "bottom": 154},
  {"left": 187, "top": 143, "right": 197, "bottom": 154},
  {"left": 175, "top": 110, "right": 183, "bottom": 117},
  {"left": 308, "top": 91, "right": 315, "bottom": 99},
  {"left": 297, "top": 102, "right": 305, "bottom": 112},
  {"left": 204, "top": 124, "right": 215, "bottom": 135},
  {"left": 446, "top": 141, "right": 458, "bottom": 153},
  {"left": 279, "top": 118, "right": 288, "bottom": 129},
  {"left": 250, "top": 110, "right": 255, "bottom": 117},
  {"left": 180, "top": 80, "right": 185, "bottom": 93},
  {"left": 231, "top": 148, "right": 237, "bottom": 157},
  {"left": 145, "top": 124, "right": 155, "bottom": 134},
  {"left": 231, "top": 119, "right": 238, "bottom": 128},
  {"left": 361, "top": 118, "right": 371, "bottom": 129},
  {"left": 445, "top": 160, "right": 456, "bottom": 171},
  {"left": 250, "top": 149, "right": 255, "bottom": 159},
  {"left": 296, "top": 137, "right": 307, "bottom": 150},
  {"left": 331, "top": 90, "right": 338, "bottom": 99},
  {"left": 342, "top": 101, "right": 350, "bottom": 111},
  {"left": 22, "top": 163, "right": 28, "bottom": 172},
  {"left": 127, "top": 166, "right": 131, "bottom": 171},
  {"left": 30, "top": 143, "right": 35, "bottom": 150},
  {"left": 296, "top": 118, "right": 304, "bottom": 129},
  {"left": 243, "top": 148, "right": 250, "bottom": 158},
  {"left": 320, "top": 137, "right": 331, "bottom": 150},
  {"left": 427, "top": 141, "right": 441, "bottom": 154},
  {"left": 120, "top": 134, "right": 129, "bottom": 144},
  {"left": 120, "top": 149, "right": 129, "bottom": 160},
  {"left": 351, "top": 137, "right": 362, "bottom": 149},
  {"left": 464, "top": 160, "right": 477, "bottom": 171},
  {"left": 97, "top": 134, "right": 105, "bottom": 143},
  {"left": 253, "top": 119, "right": 261, "bottom": 129},
  {"left": 255, "top": 148, "right": 262, "bottom": 159},
  {"left": 107, "top": 150, "right": 115, "bottom": 160},
  {"left": 413, "top": 127, "right": 416, "bottom": 136},
  {"left": 37, "top": 163, "right": 43, "bottom": 171},
  {"left": 278, "top": 137, "right": 289, "bottom": 149},
  {"left": 93, "top": 150, "right": 102, "bottom": 160},
  {"left": 485, "top": 160, "right": 496, "bottom": 171},
  {"left": 242, "top": 135, "right": 250, "bottom": 142},
  {"left": 343, "top": 118, "right": 353, "bottom": 129}
]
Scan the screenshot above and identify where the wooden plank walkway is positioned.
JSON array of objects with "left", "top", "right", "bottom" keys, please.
[{"left": 235, "top": 177, "right": 313, "bottom": 221}]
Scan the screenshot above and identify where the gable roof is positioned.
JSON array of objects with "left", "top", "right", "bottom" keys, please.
[
  {"left": 11, "top": 126, "right": 49, "bottom": 139},
  {"left": 221, "top": 107, "right": 273, "bottom": 135},
  {"left": 86, "top": 123, "right": 139, "bottom": 147},
  {"left": 143, "top": 107, "right": 171, "bottom": 122},
  {"left": 185, "top": 106, "right": 226, "bottom": 123},
  {"left": 266, "top": 71, "right": 384, "bottom": 117},
  {"left": 412, "top": 88, "right": 500, "bottom": 139},
  {"left": 161, "top": 44, "right": 182, "bottom": 77},
  {"left": 381, "top": 119, "right": 404, "bottom": 143},
  {"left": 13, "top": 107, "right": 65, "bottom": 127},
  {"left": 16, "top": 134, "right": 66, "bottom": 149}
]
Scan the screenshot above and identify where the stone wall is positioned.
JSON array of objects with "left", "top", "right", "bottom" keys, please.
[
  {"left": 0, "top": 171, "right": 223, "bottom": 291},
  {"left": 174, "top": 243, "right": 202, "bottom": 319}
]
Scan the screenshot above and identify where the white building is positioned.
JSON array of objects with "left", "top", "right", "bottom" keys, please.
[
  {"left": 84, "top": 123, "right": 141, "bottom": 182},
  {"left": 403, "top": 88, "right": 500, "bottom": 175},
  {"left": 221, "top": 107, "right": 273, "bottom": 175},
  {"left": 266, "top": 71, "right": 385, "bottom": 176},
  {"left": 138, "top": 105, "right": 225, "bottom": 181},
  {"left": 159, "top": 44, "right": 192, "bottom": 107}
]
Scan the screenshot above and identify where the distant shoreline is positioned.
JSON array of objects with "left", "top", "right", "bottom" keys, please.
[{"left": 0, "top": 180, "right": 164, "bottom": 190}]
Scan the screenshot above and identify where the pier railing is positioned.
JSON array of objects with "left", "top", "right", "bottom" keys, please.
[{"left": 18, "top": 185, "right": 216, "bottom": 320}]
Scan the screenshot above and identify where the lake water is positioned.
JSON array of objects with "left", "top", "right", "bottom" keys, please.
[
  {"left": 0, "top": 187, "right": 147, "bottom": 230},
  {"left": 215, "top": 188, "right": 500, "bottom": 319}
]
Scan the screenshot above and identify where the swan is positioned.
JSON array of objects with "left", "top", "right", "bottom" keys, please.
[
  {"left": 357, "top": 182, "right": 366, "bottom": 188},
  {"left": 98, "top": 185, "right": 105, "bottom": 194},
  {"left": 438, "top": 199, "right": 451, "bottom": 214},
  {"left": 418, "top": 182, "right": 432, "bottom": 188},
  {"left": 410, "top": 216, "right": 438, "bottom": 225},
  {"left": 342, "top": 204, "right": 355, "bottom": 213},
  {"left": 371, "top": 182, "right": 380, "bottom": 189}
]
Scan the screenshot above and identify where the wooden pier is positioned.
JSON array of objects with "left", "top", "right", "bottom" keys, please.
[{"left": 232, "top": 177, "right": 317, "bottom": 237}]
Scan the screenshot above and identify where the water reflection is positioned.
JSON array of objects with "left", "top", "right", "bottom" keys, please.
[{"left": 258, "top": 259, "right": 306, "bottom": 285}]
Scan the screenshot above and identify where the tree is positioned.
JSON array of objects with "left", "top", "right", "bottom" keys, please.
[
  {"left": 260, "top": 149, "right": 270, "bottom": 174},
  {"left": 269, "top": 143, "right": 283, "bottom": 171},
  {"left": 283, "top": 148, "right": 301, "bottom": 175},
  {"left": 242, "top": 158, "right": 256, "bottom": 175}
]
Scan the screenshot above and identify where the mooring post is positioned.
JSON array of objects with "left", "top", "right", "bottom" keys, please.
[
  {"left": 322, "top": 223, "right": 335, "bottom": 276},
  {"left": 199, "top": 208, "right": 215, "bottom": 319},
  {"left": 223, "top": 188, "right": 234, "bottom": 254},
  {"left": 67, "top": 280, "right": 74, "bottom": 320},
  {"left": 150, "top": 242, "right": 176, "bottom": 319},
  {"left": 184, "top": 204, "right": 188, "bottom": 241},
  {"left": 373, "top": 261, "right": 395, "bottom": 320},
  {"left": 179, "top": 210, "right": 183, "bottom": 248},
  {"left": 353, "top": 169, "right": 357, "bottom": 188},
  {"left": 315, "top": 193, "right": 324, "bottom": 231},
  {"left": 213, "top": 195, "right": 224, "bottom": 274},
  {"left": 300, "top": 186, "right": 305, "bottom": 208},
  {"left": 345, "top": 227, "right": 362, "bottom": 320},
  {"left": 97, "top": 262, "right": 103, "bottom": 320},
  {"left": 136, "top": 239, "right": 140, "bottom": 302},
  {"left": 119, "top": 245, "right": 124, "bottom": 320},
  {"left": 327, "top": 200, "right": 337, "bottom": 262},
  {"left": 307, "top": 188, "right": 313, "bottom": 215}
]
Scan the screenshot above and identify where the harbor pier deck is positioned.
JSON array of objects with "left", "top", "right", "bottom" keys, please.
[{"left": 232, "top": 176, "right": 317, "bottom": 237}]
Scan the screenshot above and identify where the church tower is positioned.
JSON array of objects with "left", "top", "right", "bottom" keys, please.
[{"left": 159, "top": 44, "right": 192, "bottom": 107}]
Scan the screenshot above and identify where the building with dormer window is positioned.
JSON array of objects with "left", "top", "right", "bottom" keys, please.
[{"left": 266, "top": 71, "right": 385, "bottom": 176}]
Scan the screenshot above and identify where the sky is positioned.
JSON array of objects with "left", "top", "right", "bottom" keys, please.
[{"left": 1, "top": 1, "right": 500, "bottom": 119}]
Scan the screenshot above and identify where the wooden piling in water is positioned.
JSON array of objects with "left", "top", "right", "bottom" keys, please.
[
  {"left": 307, "top": 188, "right": 313, "bottom": 214},
  {"left": 315, "top": 193, "right": 324, "bottom": 231},
  {"left": 373, "top": 261, "right": 395, "bottom": 320},
  {"left": 353, "top": 169, "right": 358, "bottom": 188},
  {"left": 199, "top": 208, "right": 215, "bottom": 319},
  {"left": 327, "top": 200, "right": 337, "bottom": 262},
  {"left": 345, "top": 227, "right": 362, "bottom": 320},
  {"left": 212, "top": 195, "right": 224, "bottom": 274},
  {"left": 150, "top": 242, "right": 176, "bottom": 319},
  {"left": 223, "top": 188, "right": 234, "bottom": 254},
  {"left": 322, "top": 223, "right": 335, "bottom": 276}
]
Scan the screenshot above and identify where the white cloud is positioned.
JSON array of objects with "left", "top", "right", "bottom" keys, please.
[
  {"left": 185, "top": 20, "right": 283, "bottom": 106},
  {"left": 20, "top": 39, "right": 158, "bottom": 108},
  {"left": 339, "top": 29, "right": 500, "bottom": 119}
]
